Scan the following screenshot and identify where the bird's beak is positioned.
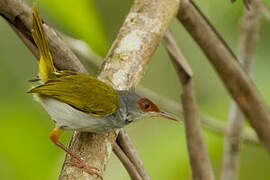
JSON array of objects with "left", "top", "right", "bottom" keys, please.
[{"left": 157, "top": 111, "right": 180, "bottom": 122}]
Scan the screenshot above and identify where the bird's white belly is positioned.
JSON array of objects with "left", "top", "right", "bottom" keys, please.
[{"left": 34, "top": 95, "right": 107, "bottom": 132}]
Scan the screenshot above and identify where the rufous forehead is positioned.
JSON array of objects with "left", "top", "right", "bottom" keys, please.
[{"left": 138, "top": 98, "right": 160, "bottom": 112}]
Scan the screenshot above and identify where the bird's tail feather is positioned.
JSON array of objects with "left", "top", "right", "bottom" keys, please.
[{"left": 32, "top": 3, "right": 56, "bottom": 82}]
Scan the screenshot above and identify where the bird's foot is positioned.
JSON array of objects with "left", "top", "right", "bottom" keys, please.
[{"left": 65, "top": 160, "right": 102, "bottom": 179}]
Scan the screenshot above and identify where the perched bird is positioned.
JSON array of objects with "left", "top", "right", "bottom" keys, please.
[{"left": 29, "top": 4, "right": 178, "bottom": 178}]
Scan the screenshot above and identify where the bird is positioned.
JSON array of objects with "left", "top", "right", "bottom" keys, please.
[{"left": 28, "top": 4, "right": 179, "bottom": 178}]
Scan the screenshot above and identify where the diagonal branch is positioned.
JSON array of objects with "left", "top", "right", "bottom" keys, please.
[
  {"left": 163, "top": 31, "right": 215, "bottom": 180},
  {"left": 0, "top": 0, "right": 180, "bottom": 179},
  {"left": 117, "top": 129, "right": 150, "bottom": 180},
  {"left": 221, "top": 1, "right": 262, "bottom": 180},
  {"left": 177, "top": 0, "right": 270, "bottom": 152},
  {"left": 113, "top": 143, "right": 142, "bottom": 180}
]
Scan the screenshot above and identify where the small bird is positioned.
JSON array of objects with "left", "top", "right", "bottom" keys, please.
[{"left": 29, "top": 4, "right": 178, "bottom": 178}]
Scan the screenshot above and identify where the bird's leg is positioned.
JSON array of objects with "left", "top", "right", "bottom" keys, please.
[{"left": 49, "top": 127, "right": 102, "bottom": 179}]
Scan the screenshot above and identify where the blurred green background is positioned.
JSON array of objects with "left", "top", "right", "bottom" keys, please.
[{"left": 1, "top": 0, "right": 270, "bottom": 179}]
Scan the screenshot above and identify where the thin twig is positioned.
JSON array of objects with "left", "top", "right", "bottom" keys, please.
[
  {"left": 113, "top": 143, "right": 142, "bottom": 180},
  {"left": 221, "top": 1, "right": 261, "bottom": 180},
  {"left": 0, "top": 0, "right": 180, "bottom": 179},
  {"left": 117, "top": 129, "right": 150, "bottom": 180},
  {"left": 177, "top": 0, "right": 270, "bottom": 152},
  {"left": 164, "top": 31, "right": 215, "bottom": 180},
  {"left": 63, "top": 35, "right": 260, "bottom": 145}
]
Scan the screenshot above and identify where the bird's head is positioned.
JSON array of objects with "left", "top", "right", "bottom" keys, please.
[{"left": 117, "top": 91, "right": 179, "bottom": 124}]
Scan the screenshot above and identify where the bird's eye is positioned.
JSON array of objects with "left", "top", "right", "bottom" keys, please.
[
  {"left": 138, "top": 98, "right": 160, "bottom": 112},
  {"left": 144, "top": 101, "right": 151, "bottom": 110}
]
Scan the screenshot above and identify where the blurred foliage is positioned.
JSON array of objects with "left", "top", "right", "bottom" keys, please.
[{"left": 0, "top": 0, "right": 270, "bottom": 180}]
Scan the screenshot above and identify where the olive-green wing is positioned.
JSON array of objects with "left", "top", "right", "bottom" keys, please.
[{"left": 29, "top": 73, "right": 119, "bottom": 117}]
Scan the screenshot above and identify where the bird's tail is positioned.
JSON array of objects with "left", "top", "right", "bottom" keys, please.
[{"left": 32, "top": 3, "right": 56, "bottom": 82}]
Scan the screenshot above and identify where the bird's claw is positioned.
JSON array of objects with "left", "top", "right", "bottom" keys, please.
[{"left": 65, "top": 160, "right": 102, "bottom": 179}]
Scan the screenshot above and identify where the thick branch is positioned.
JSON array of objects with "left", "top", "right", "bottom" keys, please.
[
  {"left": 177, "top": 0, "right": 270, "bottom": 152},
  {"left": 164, "top": 31, "right": 215, "bottom": 180},
  {"left": 0, "top": 0, "right": 179, "bottom": 179},
  {"left": 221, "top": 1, "right": 261, "bottom": 180}
]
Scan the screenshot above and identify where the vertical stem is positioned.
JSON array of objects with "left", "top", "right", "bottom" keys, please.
[
  {"left": 164, "top": 31, "right": 215, "bottom": 180},
  {"left": 221, "top": 1, "right": 261, "bottom": 179}
]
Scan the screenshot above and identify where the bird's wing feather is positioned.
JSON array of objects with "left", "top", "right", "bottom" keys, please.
[{"left": 29, "top": 72, "right": 119, "bottom": 117}]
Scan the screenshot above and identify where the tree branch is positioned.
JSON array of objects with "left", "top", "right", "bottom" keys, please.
[
  {"left": 113, "top": 143, "right": 142, "bottom": 180},
  {"left": 163, "top": 31, "right": 215, "bottom": 180},
  {"left": 177, "top": 0, "right": 270, "bottom": 152},
  {"left": 0, "top": 0, "right": 180, "bottom": 179},
  {"left": 221, "top": 1, "right": 261, "bottom": 180},
  {"left": 117, "top": 129, "right": 150, "bottom": 180}
]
